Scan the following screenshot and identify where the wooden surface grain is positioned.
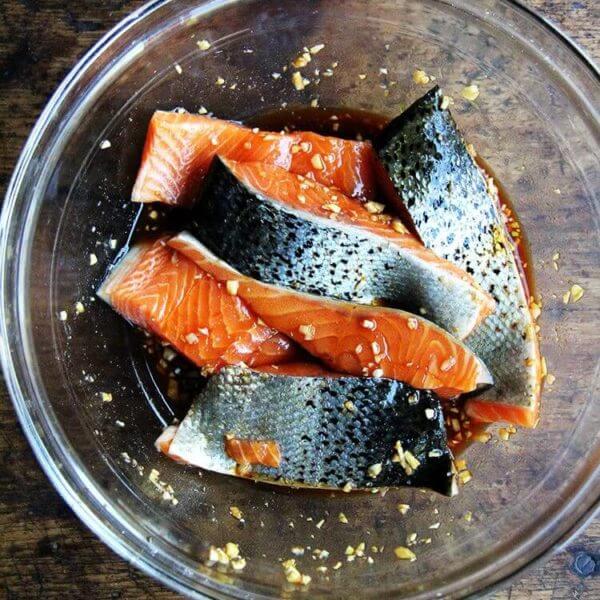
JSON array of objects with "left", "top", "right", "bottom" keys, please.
[{"left": 0, "top": 1, "right": 598, "bottom": 598}]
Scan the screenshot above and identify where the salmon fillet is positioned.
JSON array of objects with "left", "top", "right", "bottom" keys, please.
[
  {"left": 161, "top": 365, "right": 457, "bottom": 495},
  {"left": 375, "top": 87, "right": 541, "bottom": 427},
  {"left": 168, "top": 233, "right": 492, "bottom": 398},
  {"left": 196, "top": 158, "right": 494, "bottom": 338},
  {"left": 98, "top": 238, "right": 297, "bottom": 370},
  {"left": 131, "top": 111, "right": 376, "bottom": 206}
]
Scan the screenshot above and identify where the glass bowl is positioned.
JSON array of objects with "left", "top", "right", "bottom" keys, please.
[{"left": 1, "top": 0, "right": 599, "bottom": 597}]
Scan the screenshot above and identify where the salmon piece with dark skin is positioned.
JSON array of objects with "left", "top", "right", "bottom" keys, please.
[
  {"left": 131, "top": 111, "right": 376, "bottom": 206},
  {"left": 98, "top": 238, "right": 297, "bottom": 371},
  {"left": 224, "top": 437, "right": 282, "bottom": 468},
  {"left": 161, "top": 366, "right": 457, "bottom": 495},
  {"left": 375, "top": 87, "right": 541, "bottom": 427},
  {"left": 168, "top": 233, "right": 492, "bottom": 398},
  {"left": 201, "top": 158, "right": 494, "bottom": 338}
]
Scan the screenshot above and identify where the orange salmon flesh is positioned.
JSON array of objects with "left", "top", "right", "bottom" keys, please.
[
  {"left": 168, "top": 233, "right": 492, "bottom": 398},
  {"left": 131, "top": 111, "right": 377, "bottom": 206},
  {"left": 98, "top": 238, "right": 297, "bottom": 370},
  {"left": 224, "top": 438, "right": 282, "bottom": 468}
]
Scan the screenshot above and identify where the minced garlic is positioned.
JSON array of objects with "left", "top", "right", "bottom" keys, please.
[
  {"left": 412, "top": 69, "right": 430, "bottom": 85},
  {"left": 570, "top": 284, "right": 584, "bottom": 302},
  {"left": 298, "top": 323, "right": 316, "bottom": 341},
  {"left": 226, "top": 280, "right": 239, "bottom": 296},
  {"left": 364, "top": 201, "right": 385, "bottom": 214},
  {"left": 461, "top": 84, "right": 480, "bottom": 102},
  {"left": 367, "top": 463, "right": 383, "bottom": 478},
  {"left": 229, "top": 506, "right": 244, "bottom": 520},
  {"left": 394, "top": 546, "right": 416, "bottom": 561},
  {"left": 292, "top": 71, "right": 305, "bottom": 91},
  {"left": 311, "top": 153, "right": 325, "bottom": 170}
]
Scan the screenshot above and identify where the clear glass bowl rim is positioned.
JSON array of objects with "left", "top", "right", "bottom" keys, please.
[{"left": 1, "top": 1, "right": 598, "bottom": 598}]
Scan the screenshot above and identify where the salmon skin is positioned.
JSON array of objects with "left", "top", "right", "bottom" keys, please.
[
  {"left": 168, "top": 233, "right": 492, "bottom": 398},
  {"left": 375, "top": 87, "right": 541, "bottom": 427},
  {"left": 97, "top": 238, "right": 297, "bottom": 370},
  {"left": 190, "top": 157, "right": 494, "bottom": 339},
  {"left": 162, "top": 366, "right": 456, "bottom": 495},
  {"left": 131, "top": 111, "right": 376, "bottom": 206}
]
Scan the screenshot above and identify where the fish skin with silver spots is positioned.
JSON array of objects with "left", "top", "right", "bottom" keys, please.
[
  {"left": 375, "top": 86, "right": 541, "bottom": 427},
  {"left": 187, "top": 156, "right": 494, "bottom": 340},
  {"left": 163, "top": 366, "right": 456, "bottom": 496}
]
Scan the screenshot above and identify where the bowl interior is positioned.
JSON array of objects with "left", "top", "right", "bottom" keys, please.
[{"left": 3, "top": 0, "right": 599, "bottom": 598}]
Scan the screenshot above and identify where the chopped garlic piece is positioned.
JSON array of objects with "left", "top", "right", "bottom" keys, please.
[
  {"left": 394, "top": 546, "right": 416, "bottom": 561},
  {"left": 397, "top": 503, "right": 410, "bottom": 515},
  {"left": 367, "top": 463, "right": 382, "bottom": 478},
  {"left": 412, "top": 69, "right": 430, "bottom": 85},
  {"left": 461, "top": 84, "right": 480, "bottom": 102},
  {"left": 361, "top": 319, "right": 376, "bottom": 330},
  {"left": 364, "top": 201, "right": 385, "bottom": 214},
  {"left": 570, "top": 284, "right": 584, "bottom": 302},
  {"left": 440, "top": 95, "right": 454, "bottom": 110},
  {"left": 311, "top": 153, "right": 325, "bottom": 170},
  {"left": 392, "top": 219, "right": 408, "bottom": 234},
  {"left": 298, "top": 323, "right": 315, "bottom": 341},
  {"left": 185, "top": 332, "right": 199, "bottom": 344},
  {"left": 229, "top": 506, "right": 243, "bottom": 520},
  {"left": 225, "top": 542, "right": 240, "bottom": 559},
  {"left": 292, "top": 71, "right": 305, "bottom": 91},
  {"left": 226, "top": 280, "right": 239, "bottom": 295}
]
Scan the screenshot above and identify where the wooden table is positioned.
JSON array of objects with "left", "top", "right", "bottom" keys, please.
[{"left": 0, "top": 1, "right": 598, "bottom": 597}]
